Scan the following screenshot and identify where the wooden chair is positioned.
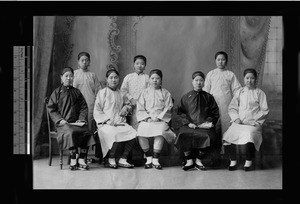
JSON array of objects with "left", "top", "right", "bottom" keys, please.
[{"left": 44, "top": 97, "right": 70, "bottom": 169}]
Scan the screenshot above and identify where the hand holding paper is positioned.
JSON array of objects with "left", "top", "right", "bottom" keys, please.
[{"left": 198, "top": 122, "right": 213, "bottom": 129}]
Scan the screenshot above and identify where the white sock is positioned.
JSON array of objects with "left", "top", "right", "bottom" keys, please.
[
  {"left": 230, "top": 160, "right": 237, "bottom": 166},
  {"left": 70, "top": 159, "right": 77, "bottom": 166},
  {"left": 185, "top": 159, "right": 193, "bottom": 166},
  {"left": 152, "top": 158, "right": 160, "bottom": 165},
  {"left": 109, "top": 158, "right": 116, "bottom": 165},
  {"left": 244, "top": 160, "right": 252, "bottom": 167},
  {"left": 146, "top": 156, "right": 153, "bottom": 164},
  {"left": 78, "top": 158, "right": 86, "bottom": 165},
  {"left": 118, "top": 158, "right": 129, "bottom": 164},
  {"left": 195, "top": 158, "right": 204, "bottom": 166}
]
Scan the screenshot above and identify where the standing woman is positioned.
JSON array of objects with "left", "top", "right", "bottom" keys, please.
[
  {"left": 47, "top": 67, "right": 94, "bottom": 170},
  {"left": 136, "top": 69, "right": 175, "bottom": 170},
  {"left": 174, "top": 71, "right": 219, "bottom": 171},
  {"left": 120, "top": 55, "right": 149, "bottom": 130},
  {"left": 223, "top": 68, "right": 269, "bottom": 171},
  {"left": 73, "top": 52, "right": 102, "bottom": 132},
  {"left": 203, "top": 51, "right": 241, "bottom": 150},
  {"left": 93, "top": 69, "right": 137, "bottom": 169}
]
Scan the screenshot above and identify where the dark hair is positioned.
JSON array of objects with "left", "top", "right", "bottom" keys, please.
[
  {"left": 243, "top": 68, "right": 258, "bottom": 79},
  {"left": 134, "top": 55, "right": 147, "bottom": 65},
  {"left": 192, "top": 71, "right": 205, "bottom": 80},
  {"left": 106, "top": 69, "right": 119, "bottom": 78},
  {"left": 78, "top": 52, "right": 90, "bottom": 61},
  {"left": 214, "top": 51, "right": 228, "bottom": 62},
  {"left": 149, "top": 69, "right": 163, "bottom": 79},
  {"left": 61, "top": 67, "right": 74, "bottom": 75}
]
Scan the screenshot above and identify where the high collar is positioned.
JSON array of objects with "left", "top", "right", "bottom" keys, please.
[
  {"left": 134, "top": 71, "right": 144, "bottom": 76},
  {"left": 193, "top": 89, "right": 203, "bottom": 94},
  {"left": 107, "top": 85, "right": 118, "bottom": 91},
  {"left": 78, "top": 67, "right": 89, "bottom": 72}
]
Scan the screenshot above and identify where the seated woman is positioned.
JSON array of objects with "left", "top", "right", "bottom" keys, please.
[
  {"left": 93, "top": 69, "right": 137, "bottom": 169},
  {"left": 174, "top": 71, "right": 219, "bottom": 171},
  {"left": 136, "top": 69, "right": 176, "bottom": 170},
  {"left": 47, "top": 67, "right": 95, "bottom": 171},
  {"left": 223, "top": 68, "right": 269, "bottom": 171}
]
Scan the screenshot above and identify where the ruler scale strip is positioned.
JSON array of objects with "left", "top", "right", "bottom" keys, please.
[{"left": 13, "top": 46, "right": 30, "bottom": 155}]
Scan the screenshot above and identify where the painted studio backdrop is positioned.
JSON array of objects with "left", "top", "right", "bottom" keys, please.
[{"left": 33, "top": 16, "right": 282, "bottom": 159}]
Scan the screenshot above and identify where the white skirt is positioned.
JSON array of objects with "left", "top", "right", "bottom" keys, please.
[
  {"left": 137, "top": 121, "right": 176, "bottom": 143},
  {"left": 223, "top": 123, "right": 262, "bottom": 151},
  {"left": 97, "top": 123, "right": 137, "bottom": 157}
]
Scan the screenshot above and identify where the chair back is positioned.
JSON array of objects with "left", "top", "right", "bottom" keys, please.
[{"left": 44, "top": 97, "right": 57, "bottom": 136}]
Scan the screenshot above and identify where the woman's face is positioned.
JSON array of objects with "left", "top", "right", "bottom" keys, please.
[
  {"left": 107, "top": 72, "right": 119, "bottom": 89},
  {"left": 149, "top": 73, "right": 162, "bottom": 89},
  {"left": 192, "top": 75, "right": 205, "bottom": 91},
  {"left": 244, "top": 72, "right": 256, "bottom": 88},
  {"left": 61, "top": 71, "right": 74, "bottom": 86},
  {"left": 78, "top": 55, "right": 90, "bottom": 70},
  {"left": 215, "top": 54, "right": 227, "bottom": 69},
  {"left": 134, "top": 58, "right": 146, "bottom": 74}
]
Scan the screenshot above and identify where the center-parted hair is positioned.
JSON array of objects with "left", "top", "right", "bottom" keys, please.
[
  {"left": 214, "top": 51, "right": 228, "bottom": 62},
  {"left": 243, "top": 68, "right": 258, "bottom": 79},
  {"left": 192, "top": 71, "right": 205, "bottom": 80},
  {"left": 61, "top": 67, "right": 74, "bottom": 76},
  {"left": 78, "top": 52, "right": 91, "bottom": 61},
  {"left": 106, "top": 69, "right": 120, "bottom": 78},
  {"left": 134, "top": 55, "right": 147, "bottom": 65},
  {"left": 149, "top": 69, "right": 163, "bottom": 79}
]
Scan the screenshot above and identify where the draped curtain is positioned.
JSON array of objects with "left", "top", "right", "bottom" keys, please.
[
  {"left": 240, "top": 16, "right": 271, "bottom": 86},
  {"left": 33, "top": 16, "right": 56, "bottom": 157}
]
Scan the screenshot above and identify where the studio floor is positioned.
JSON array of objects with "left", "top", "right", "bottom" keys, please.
[{"left": 33, "top": 155, "right": 282, "bottom": 189}]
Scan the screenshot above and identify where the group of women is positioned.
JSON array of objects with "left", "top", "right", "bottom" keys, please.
[{"left": 47, "top": 51, "right": 269, "bottom": 172}]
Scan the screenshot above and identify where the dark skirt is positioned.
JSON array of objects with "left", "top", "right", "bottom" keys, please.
[
  {"left": 56, "top": 124, "right": 93, "bottom": 150},
  {"left": 174, "top": 126, "right": 217, "bottom": 152}
]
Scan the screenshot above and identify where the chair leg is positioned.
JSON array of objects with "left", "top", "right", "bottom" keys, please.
[
  {"left": 60, "top": 150, "right": 63, "bottom": 170},
  {"left": 67, "top": 154, "right": 71, "bottom": 165},
  {"left": 48, "top": 138, "right": 52, "bottom": 166}
]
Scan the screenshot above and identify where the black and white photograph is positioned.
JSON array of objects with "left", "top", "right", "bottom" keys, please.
[{"left": 32, "top": 15, "right": 283, "bottom": 189}]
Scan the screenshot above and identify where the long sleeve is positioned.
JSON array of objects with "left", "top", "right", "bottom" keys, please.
[
  {"left": 78, "top": 93, "right": 88, "bottom": 122},
  {"left": 93, "top": 89, "right": 110, "bottom": 124},
  {"left": 231, "top": 73, "right": 242, "bottom": 96},
  {"left": 253, "top": 90, "right": 269, "bottom": 125},
  {"left": 203, "top": 72, "right": 211, "bottom": 93},
  {"left": 47, "top": 90, "right": 64, "bottom": 124},
  {"left": 157, "top": 90, "right": 173, "bottom": 123},
  {"left": 228, "top": 89, "right": 241, "bottom": 123},
  {"left": 93, "top": 73, "right": 102, "bottom": 96},
  {"left": 206, "top": 95, "right": 219, "bottom": 125},
  {"left": 136, "top": 91, "right": 151, "bottom": 122},
  {"left": 177, "top": 97, "right": 190, "bottom": 126},
  {"left": 120, "top": 75, "right": 133, "bottom": 101}
]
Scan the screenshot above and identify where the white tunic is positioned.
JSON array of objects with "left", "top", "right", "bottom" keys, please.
[
  {"left": 203, "top": 68, "right": 241, "bottom": 136},
  {"left": 136, "top": 87, "right": 176, "bottom": 143},
  {"left": 120, "top": 72, "right": 149, "bottom": 130},
  {"left": 73, "top": 68, "right": 102, "bottom": 130},
  {"left": 223, "top": 86, "right": 269, "bottom": 151},
  {"left": 93, "top": 87, "right": 137, "bottom": 157}
]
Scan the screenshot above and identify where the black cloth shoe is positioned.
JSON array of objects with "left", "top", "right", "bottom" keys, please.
[
  {"left": 117, "top": 162, "right": 134, "bottom": 169},
  {"left": 69, "top": 164, "right": 78, "bottom": 171},
  {"left": 228, "top": 165, "right": 238, "bottom": 171},
  {"left": 104, "top": 162, "right": 118, "bottom": 169},
  {"left": 182, "top": 164, "right": 195, "bottom": 171},
  {"left": 144, "top": 163, "right": 152, "bottom": 169},
  {"left": 152, "top": 163, "right": 162, "bottom": 170},
  {"left": 195, "top": 163, "right": 207, "bottom": 171},
  {"left": 244, "top": 165, "right": 254, "bottom": 171}
]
